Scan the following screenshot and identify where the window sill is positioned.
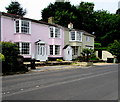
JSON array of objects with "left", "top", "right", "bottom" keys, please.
[
  {"left": 49, "top": 37, "right": 61, "bottom": 39},
  {"left": 14, "top": 33, "right": 31, "bottom": 35},
  {"left": 69, "top": 40, "right": 82, "bottom": 42}
]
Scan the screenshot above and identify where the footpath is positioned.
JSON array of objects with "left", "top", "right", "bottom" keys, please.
[{"left": 30, "top": 63, "right": 116, "bottom": 72}]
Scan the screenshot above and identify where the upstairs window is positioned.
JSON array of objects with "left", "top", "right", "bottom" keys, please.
[
  {"left": 50, "top": 27, "right": 60, "bottom": 38},
  {"left": 21, "top": 20, "right": 30, "bottom": 34},
  {"left": 70, "top": 31, "right": 75, "bottom": 40},
  {"left": 55, "top": 28, "right": 60, "bottom": 38},
  {"left": 50, "top": 27, "right": 54, "bottom": 37},
  {"left": 86, "top": 36, "right": 90, "bottom": 42},
  {"left": 70, "top": 31, "right": 82, "bottom": 42},
  {"left": 16, "top": 20, "right": 19, "bottom": 33},
  {"left": 76, "top": 31, "right": 82, "bottom": 41},
  {"left": 15, "top": 20, "right": 31, "bottom": 34}
]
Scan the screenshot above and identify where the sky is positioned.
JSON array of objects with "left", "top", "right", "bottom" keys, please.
[{"left": 0, "top": 0, "right": 119, "bottom": 20}]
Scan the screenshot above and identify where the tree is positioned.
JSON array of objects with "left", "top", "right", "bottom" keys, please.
[
  {"left": 93, "top": 10, "right": 120, "bottom": 46},
  {"left": 81, "top": 49, "right": 94, "bottom": 62},
  {"left": 5, "top": 1, "right": 26, "bottom": 16},
  {"left": 41, "top": 2, "right": 78, "bottom": 27},
  {"left": 116, "top": 8, "right": 120, "bottom": 14},
  {"left": 107, "top": 40, "right": 120, "bottom": 62},
  {"left": 77, "top": 2, "right": 95, "bottom": 32},
  {"left": 41, "top": 1, "right": 120, "bottom": 48}
]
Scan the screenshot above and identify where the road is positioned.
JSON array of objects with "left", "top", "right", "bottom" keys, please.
[{"left": 2, "top": 64, "right": 119, "bottom": 100}]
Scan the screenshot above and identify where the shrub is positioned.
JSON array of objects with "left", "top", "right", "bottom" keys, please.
[
  {"left": 1, "top": 42, "right": 28, "bottom": 74},
  {"left": 0, "top": 53, "right": 5, "bottom": 62},
  {"left": 56, "top": 59, "right": 63, "bottom": 62}
]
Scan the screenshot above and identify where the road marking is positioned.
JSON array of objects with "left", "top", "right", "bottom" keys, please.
[{"left": 3, "top": 70, "right": 117, "bottom": 98}]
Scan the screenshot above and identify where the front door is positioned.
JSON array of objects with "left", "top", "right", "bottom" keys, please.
[{"left": 36, "top": 43, "right": 48, "bottom": 61}]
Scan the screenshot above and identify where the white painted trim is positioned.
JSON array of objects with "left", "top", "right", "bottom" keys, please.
[
  {"left": 81, "top": 32, "right": 83, "bottom": 42},
  {"left": 1, "top": 16, "right": 3, "bottom": 41},
  {"left": 19, "top": 19, "right": 21, "bottom": 33},
  {"left": 29, "top": 43, "right": 31, "bottom": 55},
  {"left": 29, "top": 21, "right": 31, "bottom": 34},
  {"left": 19, "top": 42, "right": 22, "bottom": 54},
  {"left": 14, "top": 19, "right": 16, "bottom": 33},
  {"left": 53, "top": 45, "right": 55, "bottom": 55}
]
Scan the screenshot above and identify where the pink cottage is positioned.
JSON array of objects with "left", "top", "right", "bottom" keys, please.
[{"left": 0, "top": 12, "right": 65, "bottom": 61}]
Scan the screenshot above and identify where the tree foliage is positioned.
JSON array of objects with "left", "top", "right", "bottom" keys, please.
[
  {"left": 41, "top": 1, "right": 120, "bottom": 48},
  {"left": 81, "top": 49, "right": 94, "bottom": 62},
  {"left": 5, "top": 1, "right": 26, "bottom": 16},
  {"left": 41, "top": 2, "right": 78, "bottom": 27},
  {"left": 107, "top": 40, "right": 120, "bottom": 62}
]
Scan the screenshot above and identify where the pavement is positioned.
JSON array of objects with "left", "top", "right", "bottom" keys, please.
[{"left": 30, "top": 63, "right": 117, "bottom": 72}]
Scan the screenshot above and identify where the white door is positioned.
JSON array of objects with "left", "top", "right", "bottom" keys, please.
[
  {"left": 63, "top": 46, "right": 72, "bottom": 61},
  {"left": 36, "top": 43, "right": 48, "bottom": 61}
]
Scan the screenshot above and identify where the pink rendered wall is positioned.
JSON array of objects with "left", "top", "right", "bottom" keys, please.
[
  {"left": 31, "top": 22, "right": 64, "bottom": 58},
  {"left": 1, "top": 15, "right": 64, "bottom": 58},
  {"left": 1, "top": 16, "right": 15, "bottom": 42}
]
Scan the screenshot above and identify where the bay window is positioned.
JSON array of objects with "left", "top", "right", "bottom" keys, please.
[
  {"left": 70, "top": 31, "right": 75, "bottom": 40},
  {"left": 70, "top": 31, "right": 82, "bottom": 42}
]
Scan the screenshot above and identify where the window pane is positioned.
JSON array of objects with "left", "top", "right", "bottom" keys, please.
[
  {"left": 16, "top": 20, "right": 19, "bottom": 33},
  {"left": 50, "top": 45, "right": 53, "bottom": 55},
  {"left": 71, "top": 31, "right": 75, "bottom": 40},
  {"left": 21, "top": 21, "right": 30, "bottom": 34},
  {"left": 55, "top": 45, "right": 60, "bottom": 55},
  {"left": 55, "top": 28, "right": 60, "bottom": 38},
  {"left": 21, "top": 43, "right": 30, "bottom": 54},
  {"left": 50, "top": 28, "right": 54, "bottom": 37},
  {"left": 86, "top": 36, "right": 90, "bottom": 42},
  {"left": 77, "top": 31, "right": 81, "bottom": 41}
]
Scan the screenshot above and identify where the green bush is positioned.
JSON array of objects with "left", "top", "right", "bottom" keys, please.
[
  {"left": 56, "top": 59, "right": 63, "bottom": 62},
  {"left": 0, "top": 53, "right": 5, "bottom": 62},
  {"left": 1, "top": 42, "right": 28, "bottom": 74}
]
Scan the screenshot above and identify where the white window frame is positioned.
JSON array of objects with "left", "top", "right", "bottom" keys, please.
[
  {"left": 49, "top": 27, "right": 60, "bottom": 38},
  {"left": 69, "top": 31, "right": 82, "bottom": 42},
  {"left": 49, "top": 45, "right": 61, "bottom": 55},
  {"left": 16, "top": 42, "right": 31, "bottom": 55},
  {"left": 15, "top": 19, "right": 31, "bottom": 34},
  {"left": 86, "top": 36, "right": 90, "bottom": 42}
]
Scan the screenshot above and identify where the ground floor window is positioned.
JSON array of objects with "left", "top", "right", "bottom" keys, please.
[
  {"left": 72, "top": 46, "right": 78, "bottom": 55},
  {"left": 16, "top": 42, "right": 30, "bottom": 55},
  {"left": 49, "top": 45, "right": 60, "bottom": 55}
]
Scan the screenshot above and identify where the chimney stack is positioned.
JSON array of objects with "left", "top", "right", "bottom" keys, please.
[
  {"left": 68, "top": 22, "right": 73, "bottom": 29},
  {"left": 48, "top": 17, "right": 54, "bottom": 24}
]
